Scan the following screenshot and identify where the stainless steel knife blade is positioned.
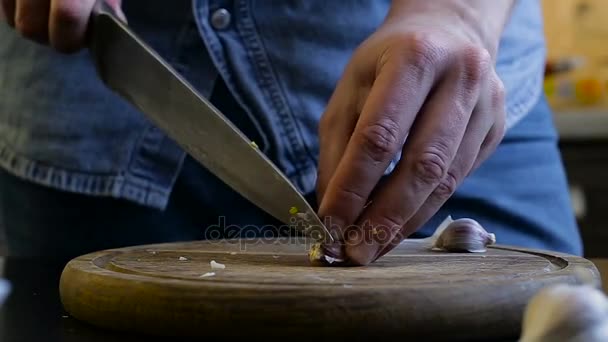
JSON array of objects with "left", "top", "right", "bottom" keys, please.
[{"left": 88, "top": 1, "right": 334, "bottom": 244}]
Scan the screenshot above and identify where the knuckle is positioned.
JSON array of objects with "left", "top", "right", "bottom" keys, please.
[
  {"left": 413, "top": 154, "right": 447, "bottom": 186},
  {"left": 335, "top": 184, "right": 367, "bottom": 204},
  {"left": 402, "top": 32, "right": 441, "bottom": 69},
  {"left": 324, "top": 184, "right": 368, "bottom": 223},
  {"left": 411, "top": 143, "right": 451, "bottom": 186},
  {"left": 434, "top": 170, "right": 459, "bottom": 198},
  {"left": 358, "top": 119, "right": 402, "bottom": 164},
  {"left": 458, "top": 45, "right": 491, "bottom": 90},
  {"left": 376, "top": 211, "right": 406, "bottom": 233}
]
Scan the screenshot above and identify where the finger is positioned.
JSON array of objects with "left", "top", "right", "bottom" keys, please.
[
  {"left": 471, "top": 78, "right": 506, "bottom": 172},
  {"left": 316, "top": 70, "right": 370, "bottom": 208},
  {"left": 375, "top": 71, "right": 505, "bottom": 259},
  {"left": 49, "top": 0, "right": 96, "bottom": 53},
  {"left": 318, "top": 43, "right": 440, "bottom": 239},
  {"left": 470, "top": 120, "right": 504, "bottom": 173},
  {"left": 1, "top": 0, "right": 16, "bottom": 26},
  {"left": 344, "top": 47, "right": 491, "bottom": 265},
  {"left": 14, "top": 0, "right": 50, "bottom": 43},
  {"left": 375, "top": 79, "right": 498, "bottom": 261}
]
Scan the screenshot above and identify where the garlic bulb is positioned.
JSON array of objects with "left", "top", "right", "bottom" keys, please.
[
  {"left": 519, "top": 283, "right": 608, "bottom": 342},
  {"left": 432, "top": 217, "right": 496, "bottom": 253}
]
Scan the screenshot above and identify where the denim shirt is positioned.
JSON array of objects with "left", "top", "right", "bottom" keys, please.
[{"left": 0, "top": 0, "right": 546, "bottom": 211}]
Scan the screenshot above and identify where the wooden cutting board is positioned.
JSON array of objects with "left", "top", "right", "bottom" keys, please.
[{"left": 59, "top": 237, "right": 600, "bottom": 341}]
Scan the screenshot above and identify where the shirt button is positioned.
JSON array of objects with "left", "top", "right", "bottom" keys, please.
[{"left": 210, "top": 8, "right": 231, "bottom": 30}]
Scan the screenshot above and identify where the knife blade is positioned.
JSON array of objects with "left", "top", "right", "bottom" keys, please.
[{"left": 87, "top": 1, "right": 334, "bottom": 244}]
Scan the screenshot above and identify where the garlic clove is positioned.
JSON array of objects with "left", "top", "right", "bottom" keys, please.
[
  {"left": 308, "top": 242, "right": 348, "bottom": 266},
  {"left": 519, "top": 283, "right": 608, "bottom": 342},
  {"left": 428, "top": 215, "right": 455, "bottom": 242},
  {"left": 432, "top": 218, "right": 495, "bottom": 253}
]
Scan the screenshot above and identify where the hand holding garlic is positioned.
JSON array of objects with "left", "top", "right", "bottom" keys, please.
[{"left": 308, "top": 215, "right": 496, "bottom": 266}]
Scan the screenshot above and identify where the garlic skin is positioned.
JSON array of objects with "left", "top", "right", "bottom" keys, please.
[
  {"left": 432, "top": 218, "right": 496, "bottom": 253},
  {"left": 519, "top": 284, "right": 608, "bottom": 342}
]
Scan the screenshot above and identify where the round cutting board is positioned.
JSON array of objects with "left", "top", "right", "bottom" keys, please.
[{"left": 59, "top": 237, "right": 600, "bottom": 341}]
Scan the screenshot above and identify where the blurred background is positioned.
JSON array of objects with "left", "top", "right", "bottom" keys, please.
[
  {"left": 0, "top": 0, "right": 608, "bottom": 265},
  {"left": 542, "top": 0, "right": 608, "bottom": 263}
]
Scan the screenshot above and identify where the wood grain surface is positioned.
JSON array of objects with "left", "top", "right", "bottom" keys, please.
[{"left": 59, "top": 237, "right": 601, "bottom": 341}]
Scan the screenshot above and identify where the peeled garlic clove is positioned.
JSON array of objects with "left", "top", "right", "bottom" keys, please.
[
  {"left": 432, "top": 218, "right": 495, "bottom": 253},
  {"left": 210, "top": 260, "right": 225, "bottom": 269}
]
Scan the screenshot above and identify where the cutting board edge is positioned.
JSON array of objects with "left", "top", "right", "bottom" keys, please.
[
  {"left": 57, "top": 239, "right": 601, "bottom": 340},
  {"left": 58, "top": 259, "right": 592, "bottom": 340}
]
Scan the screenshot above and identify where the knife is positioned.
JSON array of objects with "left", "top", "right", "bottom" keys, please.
[{"left": 87, "top": 0, "right": 334, "bottom": 244}]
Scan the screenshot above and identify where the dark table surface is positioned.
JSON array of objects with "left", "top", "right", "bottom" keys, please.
[{"left": 0, "top": 257, "right": 203, "bottom": 342}]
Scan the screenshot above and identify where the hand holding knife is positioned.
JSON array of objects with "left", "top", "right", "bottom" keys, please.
[{"left": 87, "top": 0, "right": 334, "bottom": 245}]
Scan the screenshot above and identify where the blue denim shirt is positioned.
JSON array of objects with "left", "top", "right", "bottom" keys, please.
[{"left": 0, "top": 0, "right": 547, "bottom": 210}]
